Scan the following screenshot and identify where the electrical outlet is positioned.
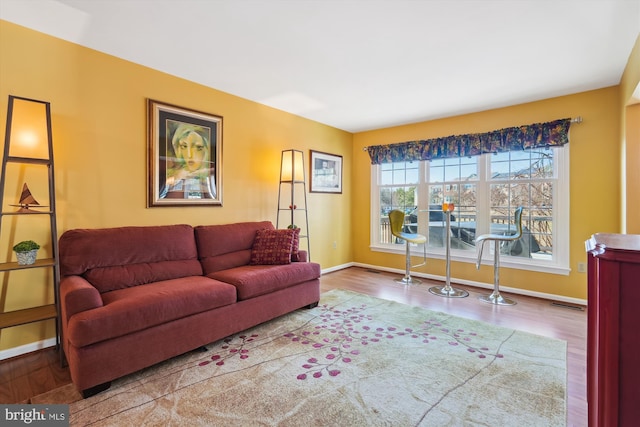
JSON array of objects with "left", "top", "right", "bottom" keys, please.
[
  {"left": 577, "top": 262, "right": 586, "bottom": 273},
  {"left": 332, "top": 241, "right": 337, "bottom": 249}
]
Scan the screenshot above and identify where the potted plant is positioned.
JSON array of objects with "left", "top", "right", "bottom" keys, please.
[{"left": 13, "top": 240, "right": 40, "bottom": 265}]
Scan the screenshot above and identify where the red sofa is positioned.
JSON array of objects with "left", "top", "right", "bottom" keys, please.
[{"left": 58, "top": 221, "right": 320, "bottom": 397}]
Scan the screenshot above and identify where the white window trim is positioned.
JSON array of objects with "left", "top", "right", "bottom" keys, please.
[{"left": 369, "top": 147, "right": 570, "bottom": 276}]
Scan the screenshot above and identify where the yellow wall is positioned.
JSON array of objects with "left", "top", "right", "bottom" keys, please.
[
  {"left": 626, "top": 103, "right": 640, "bottom": 233},
  {"left": 621, "top": 35, "right": 640, "bottom": 233},
  {"left": 620, "top": 35, "right": 640, "bottom": 105},
  {"left": 0, "top": 21, "right": 353, "bottom": 351},
  {"left": 352, "top": 87, "right": 621, "bottom": 301}
]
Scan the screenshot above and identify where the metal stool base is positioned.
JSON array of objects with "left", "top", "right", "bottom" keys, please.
[
  {"left": 394, "top": 276, "right": 421, "bottom": 285},
  {"left": 479, "top": 293, "right": 516, "bottom": 306},
  {"left": 429, "top": 285, "right": 469, "bottom": 298}
]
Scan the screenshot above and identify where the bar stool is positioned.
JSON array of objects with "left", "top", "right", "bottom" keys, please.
[
  {"left": 475, "top": 207, "right": 523, "bottom": 305},
  {"left": 389, "top": 209, "right": 427, "bottom": 285}
]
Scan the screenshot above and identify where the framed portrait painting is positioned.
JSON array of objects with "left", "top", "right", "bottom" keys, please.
[
  {"left": 310, "top": 150, "right": 342, "bottom": 194},
  {"left": 148, "top": 99, "right": 222, "bottom": 207}
]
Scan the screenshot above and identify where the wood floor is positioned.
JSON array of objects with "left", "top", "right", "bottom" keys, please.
[
  {"left": 0, "top": 341, "right": 70, "bottom": 404},
  {"left": 0, "top": 266, "right": 587, "bottom": 426}
]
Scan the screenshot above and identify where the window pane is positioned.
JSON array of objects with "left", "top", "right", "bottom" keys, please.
[
  {"left": 531, "top": 181, "right": 552, "bottom": 207},
  {"left": 380, "top": 187, "right": 393, "bottom": 214},
  {"left": 382, "top": 161, "right": 420, "bottom": 185},
  {"left": 532, "top": 148, "right": 554, "bottom": 179},
  {"left": 428, "top": 186, "right": 445, "bottom": 248},
  {"left": 429, "top": 160, "right": 444, "bottom": 183},
  {"left": 380, "top": 169, "right": 392, "bottom": 185},
  {"left": 460, "top": 163, "right": 477, "bottom": 181},
  {"left": 427, "top": 182, "right": 477, "bottom": 251},
  {"left": 378, "top": 182, "right": 418, "bottom": 245},
  {"left": 490, "top": 183, "right": 510, "bottom": 207},
  {"left": 392, "top": 169, "right": 405, "bottom": 184},
  {"left": 378, "top": 162, "right": 420, "bottom": 243},
  {"left": 427, "top": 157, "right": 480, "bottom": 250},
  {"left": 390, "top": 186, "right": 417, "bottom": 208},
  {"left": 511, "top": 160, "right": 530, "bottom": 178},
  {"left": 510, "top": 182, "right": 530, "bottom": 207},
  {"left": 487, "top": 148, "right": 555, "bottom": 258},
  {"left": 405, "top": 166, "right": 419, "bottom": 184},
  {"left": 490, "top": 152, "right": 510, "bottom": 179},
  {"left": 444, "top": 164, "right": 459, "bottom": 181},
  {"left": 429, "top": 184, "right": 444, "bottom": 205},
  {"left": 451, "top": 185, "right": 477, "bottom": 250},
  {"left": 529, "top": 207, "right": 552, "bottom": 259}
]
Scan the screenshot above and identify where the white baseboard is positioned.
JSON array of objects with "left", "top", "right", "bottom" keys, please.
[
  {"left": 321, "top": 262, "right": 355, "bottom": 274},
  {"left": 331, "top": 262, "right": 588, "bottom": 306},
  {"left": 0, "top": 337, "right": 57, "bottom": 361}
]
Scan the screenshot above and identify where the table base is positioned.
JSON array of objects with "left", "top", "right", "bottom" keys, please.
[{"left": 429, "top": 285, "right": 469, "bottom": 298}]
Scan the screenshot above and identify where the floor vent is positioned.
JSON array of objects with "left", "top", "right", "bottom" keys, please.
[
  {"left": 551, "top": 302, "right": 585, "bottom": 311},
  {"left": 366, "top": 269, "right": 381, "bottom": 274}
]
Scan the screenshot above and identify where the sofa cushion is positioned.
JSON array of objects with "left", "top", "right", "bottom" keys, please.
[
  {"left": 208, "top": 262, "right": 321, "bottom": 300},
  {"left": 67, "top": 276, "right": 236, "bottom": 347},
  {"left": 83, "top": 260, "right": 202, "bottom": 293},
  {"left": 59, "top": 224, "right": 202, "bottom": 293},
  {"left": 249, "top": 228, "right": 296, "bottom": 265},
  {"left": 195, "top": 222, "right": 274, "bottom": 274}
]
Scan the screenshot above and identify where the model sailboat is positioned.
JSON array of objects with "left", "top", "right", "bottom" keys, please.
[{"left": 10, "top": 183, "right": 48, "bottom": 212}]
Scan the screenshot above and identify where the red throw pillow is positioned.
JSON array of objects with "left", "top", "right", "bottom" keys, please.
[
  {"left": 290, "top": 227, "right": 301, "bottom": 262},
  {"left": 250, "top": 229, "right": 295, "bottom": 265}
]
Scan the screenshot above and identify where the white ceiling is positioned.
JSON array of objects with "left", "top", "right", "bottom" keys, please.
[{"left": 1, "top": 0, "right": 639, "bottom": 132}]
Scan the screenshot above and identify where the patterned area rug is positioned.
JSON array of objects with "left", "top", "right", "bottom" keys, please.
[{"left": 35, "top": 289, "right": 567, "bottom": 426}]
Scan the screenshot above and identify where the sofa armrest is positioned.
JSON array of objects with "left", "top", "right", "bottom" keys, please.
[
  {"left": 295, "top": 250, "right": 308, "bottom": 262},
  {"left": 60, "top": 275, "right": 104, "bottom": 321}
]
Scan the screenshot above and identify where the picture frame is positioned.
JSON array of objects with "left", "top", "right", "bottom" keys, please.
[
  {"left": 310, "top": 150, "right": 342, "bottom": 194},
  {"left": 147, "top": 99, "right": 222, "bottom": 207}
]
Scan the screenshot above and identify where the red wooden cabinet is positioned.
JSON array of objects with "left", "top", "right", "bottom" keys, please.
[{"left": 586, "top": 233, "right": 640, "bottom": 427}]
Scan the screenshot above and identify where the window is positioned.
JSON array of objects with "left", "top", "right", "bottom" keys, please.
[{"left": 371, "top": 147, "right": 570, "bottom": 274}]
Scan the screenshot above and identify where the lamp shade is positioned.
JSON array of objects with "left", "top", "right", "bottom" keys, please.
[
  {"left": 6, "top": 96, "right": 51, "bottom": 159},
  {"left": 280, "top": 149, "right": 305, "bottom": 182}
]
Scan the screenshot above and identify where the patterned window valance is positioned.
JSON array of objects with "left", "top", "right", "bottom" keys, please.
[{"left": 366, "top": 118, "right": 572, "bottom": 165}]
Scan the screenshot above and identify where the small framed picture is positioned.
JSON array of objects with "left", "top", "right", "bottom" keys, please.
[
  {"left": 148, "top": 99, "right": 222, "bottom": 207},
  {"left": 310, "top": 150, "right": 342, "bottom": 194}
]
